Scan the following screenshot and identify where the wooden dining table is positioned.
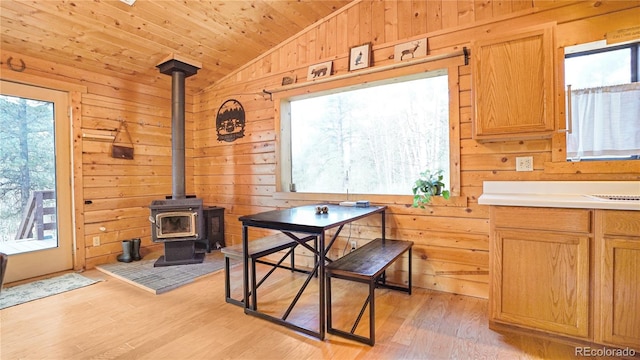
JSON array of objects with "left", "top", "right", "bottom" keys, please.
[{"left": 238, "top": 203, "right": 387, "bottom": 340}]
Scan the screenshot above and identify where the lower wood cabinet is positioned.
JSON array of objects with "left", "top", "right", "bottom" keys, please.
[
  {"left": 490, "top": 206, "right": 591, "bottom": 338},
  {"left": 595, "top": 210, "right": 640, "bottom": 348},
  {"left": 490, "top": 206, "right": 640, "bottom": 349}
]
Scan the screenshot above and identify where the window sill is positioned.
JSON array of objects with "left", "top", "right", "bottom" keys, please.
[{"left": 273, "top": 192, "right": 468, "bottom": 208}]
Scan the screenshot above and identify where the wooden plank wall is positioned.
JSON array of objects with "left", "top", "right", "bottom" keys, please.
[
  {"left": 80, "top": 87, "right": 195, "bottom": 269},
  {"left": 0, "top": 50, "right": 187, "bottom": 269},
  {"left": 1, "top": 0, "right": 637, "bottom": 298},
  {"left": 194, "top": 1, "right": 640, "bottom": 299}
]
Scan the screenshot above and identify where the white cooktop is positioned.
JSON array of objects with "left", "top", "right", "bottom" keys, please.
[{"left": 478, "top": 181, "right": 640, "bottom": 211}]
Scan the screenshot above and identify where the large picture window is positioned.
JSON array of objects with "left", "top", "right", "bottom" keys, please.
[{"left": 281, "top": 70, "right": 450, "bottom": 195}]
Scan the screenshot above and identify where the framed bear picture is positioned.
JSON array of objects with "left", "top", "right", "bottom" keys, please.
[{"left": 307, "top": 61, "right": 332, "bottom": 81}]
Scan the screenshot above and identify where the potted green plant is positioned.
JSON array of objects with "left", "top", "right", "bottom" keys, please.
[{"left": 412, "top": 169, "right": 450, "bottom": 208}]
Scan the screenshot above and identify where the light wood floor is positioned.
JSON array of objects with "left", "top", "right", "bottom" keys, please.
[{"left": 1, "top": 263, "right": 588, "bottom": 360}]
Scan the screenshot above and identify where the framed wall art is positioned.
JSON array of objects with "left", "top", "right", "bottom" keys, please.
[
  {"left": 394, "top": 38, "right": 428, "bottom": 62},
  {"left": 349, "top": 43, "right": 371, "bottom": 71},
  {"left": 307, "top": 61, "right": 332, "bottom": 80},
  {"left": 281, "top": 74, "right": 297, "bottom": 86}
]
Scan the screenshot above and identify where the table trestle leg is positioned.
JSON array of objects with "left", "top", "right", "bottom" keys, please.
[{"left": 282, "top": 260, "right": 319, "bottom": 320}]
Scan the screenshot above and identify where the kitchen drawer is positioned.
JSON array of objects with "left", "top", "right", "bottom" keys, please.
[
  {"left": 598, "top": 210, "right": 640, "bottom": 237},
  {"left": 492, "top": 206, "right": 592, "bottom": 233}
]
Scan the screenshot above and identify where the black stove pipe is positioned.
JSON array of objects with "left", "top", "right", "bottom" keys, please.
[
  {"left": 171, "top": 70, "right": 186, "bottom": 199},
  {"left": 156, "top": 58, "right": 200, "bottom": 200}
]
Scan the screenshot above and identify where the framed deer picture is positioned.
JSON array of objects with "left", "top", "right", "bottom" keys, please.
[
  {"left": 307, "top": 61, "right": 332, "bottom": 81},
  {"left": 394, "top": 38, "right": 427, "bottom": 62}
]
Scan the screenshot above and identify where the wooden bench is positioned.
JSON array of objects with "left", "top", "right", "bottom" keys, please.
[
  {"left": 326, "top": 238, "right": 413, "bottom": 346},
  {"left": 221, "top": 232, "right": 316, "bottom": 309}
]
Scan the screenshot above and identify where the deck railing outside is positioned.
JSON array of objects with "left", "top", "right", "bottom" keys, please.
[{"left": 15, "top": 190, "right": 56, "bottom": 240}]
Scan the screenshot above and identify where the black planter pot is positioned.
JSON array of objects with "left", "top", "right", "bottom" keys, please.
[{"left": 421, "top": 184, "right": 442, "bottom": 196}]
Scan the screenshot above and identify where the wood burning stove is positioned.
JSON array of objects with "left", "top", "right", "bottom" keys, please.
[
  {"left": 150, "top": 199, "right": 204, "bottom": 242},
  {"left": 150, "top": 198, "right": 205, "bottom": 267},
  {"left": 149, "top": 55, "right": 206, "bottom": 267}
]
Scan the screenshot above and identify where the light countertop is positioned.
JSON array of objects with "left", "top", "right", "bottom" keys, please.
[{"left": 478, "top": 181, "right": 640, "bottom": 211}]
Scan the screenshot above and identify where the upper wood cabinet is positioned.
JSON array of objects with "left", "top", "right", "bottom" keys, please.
[{"left": 472, "top": 23, "right": 556, "bottom": 141}]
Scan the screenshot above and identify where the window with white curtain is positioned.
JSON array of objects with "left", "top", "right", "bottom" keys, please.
[{"left": 565, "top": 41, "right": 640, "bottom": 161}]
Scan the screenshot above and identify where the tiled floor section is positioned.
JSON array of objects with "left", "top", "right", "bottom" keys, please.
[{"left": 97, "top": 250, "right": 232, "bottom": 294}]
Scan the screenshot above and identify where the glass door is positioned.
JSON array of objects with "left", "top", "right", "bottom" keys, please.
[{"left": 0, "top": 80, "right": 73, "bottom": 283}]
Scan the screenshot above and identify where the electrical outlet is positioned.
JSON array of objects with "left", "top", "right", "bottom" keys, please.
[
  {"left": 516, "top": 156, "right": 534, "bottom": 172},
  {"left": 350, "top": 240, "right": 357, "bottom": 251},
  {"left": 92, "top": 236, "right": 100, "bottom": 246}
]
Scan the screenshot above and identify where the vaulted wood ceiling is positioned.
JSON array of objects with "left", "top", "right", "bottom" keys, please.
[{"left": 0, "top": 0, "right": 352, "bottom": 93}]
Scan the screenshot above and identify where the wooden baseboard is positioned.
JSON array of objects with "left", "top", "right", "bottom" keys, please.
[{"left": 489, "top": 320, "right": 640, "bottom": 358}]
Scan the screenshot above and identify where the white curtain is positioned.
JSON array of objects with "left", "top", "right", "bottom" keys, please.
[{"left": 567, "top": 83, "right": 640, "bottom": 159}]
